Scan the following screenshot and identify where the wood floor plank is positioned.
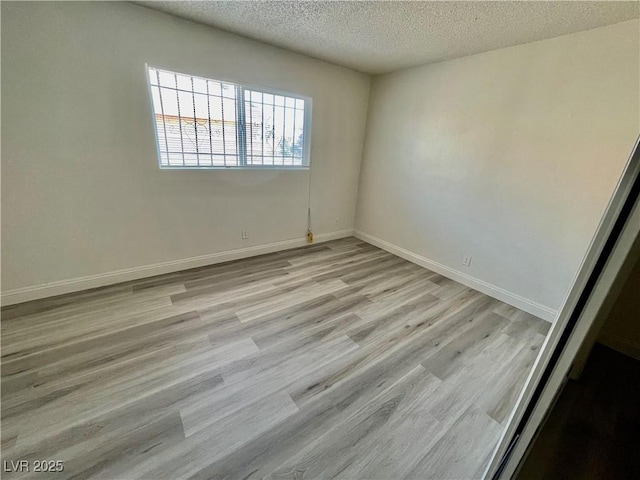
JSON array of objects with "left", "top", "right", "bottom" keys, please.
[
  {"left": 0, "top": 237, "right": 551, "bottom": 479},
  {"left": 235, "top": 278, "right": 350, "bottom": 323},
  {"left": 12, "top": 338, "right": 259, "bottom": 449},
  {"left": 180, "top": 335, "right": 359, "bottom": 438},
  {"left": 423, "top": 333, "right": 529, "bottom": 425},
  {"left": 267, "top": 365, "right": 438, "bottom": 479},
  {"left": 290, "top": 293, "right": 498, "bottom": 411},
  {"left": 112, "top": 392, "right": 299, "bottom": 480},
  {"left": 405, "top": 405, "right": 503, "bottom": 480},
  {"left": 475, "top": 333, "right": 545, "bottom": 424}
]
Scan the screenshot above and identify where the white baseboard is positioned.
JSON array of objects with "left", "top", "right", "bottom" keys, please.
[
  {"left": 354, "top": 230, "right": 558, "bottom": 323},
  {"left": 1, "top": 229, "right": 354, "bottom": 306}
]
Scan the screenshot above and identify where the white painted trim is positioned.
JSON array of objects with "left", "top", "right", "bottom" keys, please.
[
  {"left": 1, "top": 230, "right": 354, "bottom": 306},
  {"left": 354, "top": 230, "right": 558, "bottom": 322}
]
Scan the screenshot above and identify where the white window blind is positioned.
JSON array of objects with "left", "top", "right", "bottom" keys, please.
[{"left": 147, "top": 66, "right": 311, "bottom": 169}]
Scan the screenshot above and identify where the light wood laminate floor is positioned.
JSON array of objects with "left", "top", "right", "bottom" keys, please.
[{"left": 1, "top": 238, "right": 549, "bottom": 479}]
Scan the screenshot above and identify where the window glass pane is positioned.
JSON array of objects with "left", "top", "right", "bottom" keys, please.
[
  {"left": 149, "top": 68, "right": 159, "bottom": 85},
  {"left": 150, "top": 85, "right": 162, "bottom": 113},
  {"left": 177, "top": 90, "right": 196, "bottom": 156},
  {"left": 160, "top": 87, "right": 178, "bottom": 116},
  {"left": 294, "top": 108, "right": 305, "bottom": 159},
  {"left": 197, "top": 154, "right": 212, "bottom": 167},
  {"left": 284, "top": 106, "right": 295, "bottom": 162},
  {"left": 158, "top": 71, "right": 176, "bottom": 88},
  {"left": 222, "top": 97, "right": 237, "bottom": 156},
  {"left": 275, "top": 105, "right": 285, "bottom": 157},
  {"left": 147, "top": 67, "right": 308, "bottom": 168},
  {"left": 251, "top": 90, "right": 262, "bottom": 103},
  {"left": 176, "top": 74, "right": 192, "bottom": 91},
  {"left": 221, "top": 84, "right": 235, "bottom": 99},
  {"left": 208, "top": 80, "right": 222, "bottom": 97},
  {"left": 168, "top": 151, "right": 183, "bottom": 166},
  {"left": 212, "top": 154, "right": 226, "bottom": 166},
  {"left": 183, "top": 153, "right": 198, "bottom": 166},
  {"left": 178, "top": 91, "right": 194, "bottom": 118},
  {"left": 193, "top": 93, "right": 209, "bottom": 121},
  {"left": 192, "top": 77, "right": 208, "bottom": 94}
]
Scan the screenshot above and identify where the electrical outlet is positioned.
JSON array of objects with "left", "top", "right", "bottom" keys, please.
[
  {"left": 335, "top": 217, "right": 340, "bottom": 226},
  {"left": 242, "top": 230, "right": 249, "bottom": 240},
  {"left": 463, "top": 255, "right": 472, "bottom": 267}
]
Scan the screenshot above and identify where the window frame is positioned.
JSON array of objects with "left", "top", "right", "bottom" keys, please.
[{"left": 145, "top": 64, "right": 313, "bottom": 170}]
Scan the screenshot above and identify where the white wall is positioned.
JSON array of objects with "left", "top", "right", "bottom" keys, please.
[
  {"left": 3, "top": 4, "right": 638, "bottom": 315},
  {"left": 1, "top": 2, "right": 370, "bottom": 301},
  {"left": 355, "top": 20, "right": 639, "bottom": 319}
]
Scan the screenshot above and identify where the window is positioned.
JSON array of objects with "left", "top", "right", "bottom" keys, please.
[{"left": 147, "top": 66, "right": 312, "bottom": 169}]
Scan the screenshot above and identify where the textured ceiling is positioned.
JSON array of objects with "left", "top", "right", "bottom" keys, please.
[{"left": 137, "top": 1, "right": 640, "bottom": 74}]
